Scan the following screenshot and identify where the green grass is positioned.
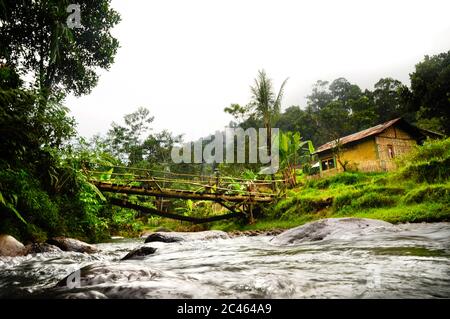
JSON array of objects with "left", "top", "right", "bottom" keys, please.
[{"left": 339, "top": 202, "right": 450, "bottom": 223}]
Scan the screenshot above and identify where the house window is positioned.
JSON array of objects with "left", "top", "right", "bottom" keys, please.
[
  {"left": 387, "top": 145, "right": 395, "bottom": 159},
  {"left": 321, "top": 158, "right": 336, "bottom": 171}
]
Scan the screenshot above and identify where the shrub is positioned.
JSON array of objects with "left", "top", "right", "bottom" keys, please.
[
  {"left": 333, "top": 190, "right": 363, "bottom": 210},
  {"left": 352, "top": 192, "right": 398, "bottom": 209},
  {"left": 403, "top": 184, "right": 450, "bottom": 204},
  {"left": 398, "top": 138, "right": 450, "bottom": 165},
  {"left": 401, "top": 157, "right": 450, "bottom": 183},
  {"left": 307, "top": 172, "right": 369, "bottom": 189},
  {"left": 0, "top": 168, "right": 60, "bottom": 241}
]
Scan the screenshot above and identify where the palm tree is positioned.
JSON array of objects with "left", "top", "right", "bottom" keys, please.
[{"left": 250, "top": 70, "right": 288, "bottom": 183}]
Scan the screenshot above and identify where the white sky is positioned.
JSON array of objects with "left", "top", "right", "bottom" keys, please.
[{"left": 66, "top": 0, "right": 450, "bottom": 142}]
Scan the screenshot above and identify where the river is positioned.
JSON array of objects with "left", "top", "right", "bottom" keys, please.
[{"left": 1, "top": 222, "right": 450, "bottom": 298}]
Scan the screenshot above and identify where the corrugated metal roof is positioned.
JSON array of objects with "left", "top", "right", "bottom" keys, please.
[{"left": 314, "top": 118, "right": 402, "bottom": 154}]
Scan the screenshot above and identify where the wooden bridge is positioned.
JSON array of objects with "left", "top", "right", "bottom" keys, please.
[{"left": 85, "top": 164, "right": 282, "bottom": 224}]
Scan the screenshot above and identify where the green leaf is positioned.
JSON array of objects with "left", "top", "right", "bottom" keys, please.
[
  {"left": 0, "top": 192, "right": 5, "bottom": 206},
  {"left": 100, "top": 168, "right": 114, "bottom": 181},
  {"left": 87, "top": 182, "right": 106, "bottom": 201},
  {"left": 0, "top": 192, "right": 26, "bottom": 224},
  {"left": 7, "top": 204, "right": 27, "bottom": 224}
]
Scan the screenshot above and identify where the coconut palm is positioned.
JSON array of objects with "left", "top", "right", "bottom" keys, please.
[{"left": 249, "top": 70, "right": 288, "bottom": 182}]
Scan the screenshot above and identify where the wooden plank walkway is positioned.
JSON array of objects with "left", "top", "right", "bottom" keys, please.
[{"left": 91, "top": 181, "right": 276, "bottom": 203}]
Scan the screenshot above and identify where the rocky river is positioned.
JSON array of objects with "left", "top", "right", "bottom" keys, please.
[{"left": 0, "top": 218, "right": 449, "bottom": 298}]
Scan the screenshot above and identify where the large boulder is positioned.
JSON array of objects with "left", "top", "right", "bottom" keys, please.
[
  {"left": 22, "top": 243, "right": 62, "bottom": 255},
  {"left": 270, "top": 218, "right": 394, "bottom": 245},
  {"left": 144, "top": 230, "right": 229, "bottom": 243},
  {"left": 47, "top": 237, "right": 98, "bottom": 253},
  {"left": 0, "top": 234, "right": 25, "bottom": 257},
  {"left": 121, "top": 246, "right": 157, "bottom": 260}
]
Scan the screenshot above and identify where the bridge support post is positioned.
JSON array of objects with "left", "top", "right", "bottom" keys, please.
[{"left": 249, "top": 203, "right": 254, "bottom": 224}]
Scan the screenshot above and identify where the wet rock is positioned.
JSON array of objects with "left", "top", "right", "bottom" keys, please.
[
  {"left": 145, "top": 233, "right": 184, "bottom": 243},
  {"left": 121, "top": 246, "right": 157, "bottom": 260},
  {"left": 270, "top": 218, "right": 394, "bottom": 245},
  {"left": 144, "top": 230, "right": 229, "bottom": 243},
  {"left": 140, "top": 228, "right": 172, "bottom": 239},
  {"left": 54, "top": 263, "right": 216, "bottom": 298},
  {"left": 56, "top": 263, "right": 160, "bottom": 288},
  {"left": 0, "top": 234, "right": 25, "bottom": 257},
  {"left": 65, "top": 291, "right": 108, "bottom": 299},
  {"left": 228, "top": 229, "right": 285, "bottom": 238},
  {"left": 47, "top": 237, "right": 98, "bottom": 253},
  {"left": 22, "top": 243, "right": 62, "bottom": 255}
]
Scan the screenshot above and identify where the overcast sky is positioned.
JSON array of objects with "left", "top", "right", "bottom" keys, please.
[{"left": 65, "top": 0, "right": 450, "bottom": 142}]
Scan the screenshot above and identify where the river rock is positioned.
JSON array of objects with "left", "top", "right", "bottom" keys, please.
[
  {"left": 54, "top": 263, "right": 216, "bottom": 298},
  {"left": 56, "top": 263, "right": 160, "bottom": 288},
  {"left": 144, "top": 233, "right": 184, "bottom": 243},
  {"left": 121, "top": 246, "right": 157, "bottom": 260},
  {"left": 0, "top": 234, "right": 25, "bottom": 257},
  {"left": 22, "top": 243, "right": 62, "bottom": 255},
  {"left": 270, "top": 218, "right": 394, "bottom": 245},
  {"left": 47, "top": 237, "right": 98, "bottom": 253},
  {"left": 144, "top": 230, "right": 229, "bottom": 243},
  {"left": 228, "top": 229, "right": 285, "bottom": 238}
]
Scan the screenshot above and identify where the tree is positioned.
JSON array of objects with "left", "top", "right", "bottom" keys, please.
[
  {"left": 0, "top": 0, "right": 120, "bottom": 108},
  {"left": 349, "top": 94, "right": 377, "bottom": 131},
  {"left": 306, "top": 80, "right": 333, "bottom": 112},
  {"left": 249, "top": 70, "right": 288, "bottom": 176},
  {"left": 372, "top": 78, "right": 407, "bottom": 123},
  {"left": 329, "top": 77, "right": 362, "bottom": 111},
  {"left": 406, "top": 51, "right": 450, "bottom": 135},
  {"left": 276, "top": 105, "right": 321, "bottom": 146},
  {"left": 105, "top": 107, "right": 154, "bottom": 164},
  {"left": 224, "top": 103, "right": 251, "bottom": 124},
  {"left": 142, "top": 130, "right": 183, "bottom": 167},
  {"left": 0, "top": 65, "right": 76, "bottom": 165},
  {"left": 318, "top": 100, "right": 353, "bottom": 141}
]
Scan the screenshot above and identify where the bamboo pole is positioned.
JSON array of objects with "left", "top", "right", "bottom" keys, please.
[{"left": 109, "top": 198, "right": 244, "bottom": 223}]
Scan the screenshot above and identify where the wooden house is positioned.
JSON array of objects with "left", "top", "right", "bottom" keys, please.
[{"left": 314, "top": 118, "right": 441, "bottom": 176}]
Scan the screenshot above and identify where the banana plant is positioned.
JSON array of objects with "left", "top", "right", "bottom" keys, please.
[{"left": 278, "top": 131, "right": 315, "bottom": 187}]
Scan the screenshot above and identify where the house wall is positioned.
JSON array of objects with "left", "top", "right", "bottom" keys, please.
[
  {"left": 375, "top": 126, "right": 417, "bottom": 163},
  {"left": 340, "top": 138, "right": 378, "bottom": 169},
  {"left": 318, "top": 138, "right": 377, "bottom": 175}
]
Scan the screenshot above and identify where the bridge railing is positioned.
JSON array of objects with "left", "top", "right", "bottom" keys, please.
[{"left": 83, "top": 163, "right": 285, "bottom": 198}]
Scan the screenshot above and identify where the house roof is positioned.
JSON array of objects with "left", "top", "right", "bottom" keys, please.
[{"left": 314, "top": 118, "right": 404, "bottom": 154}]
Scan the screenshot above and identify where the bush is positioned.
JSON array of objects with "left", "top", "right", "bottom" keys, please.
[
  {"left": 397, "top": 138, "right": 450, "bottom": 183},
  {"left": 0, "top": 168, "right": 60, "bottom": 241},
  {"left": 398, "top": 138, "right": 450, "bottom": 165},
  {"left": 352, "top": 192, "right": 398, "bottom": 209},
  {"left": 307, "top": 172, "right": 375, "bottom": 189},
  {"left": 403, "top": 184, "right": 450, "bottom": 204},
  {"left": 358, "top": 185, "right": 406, "bottom": 196},
  {"left": 333, "top": 190, "right": 363, "bottom": 210}
]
